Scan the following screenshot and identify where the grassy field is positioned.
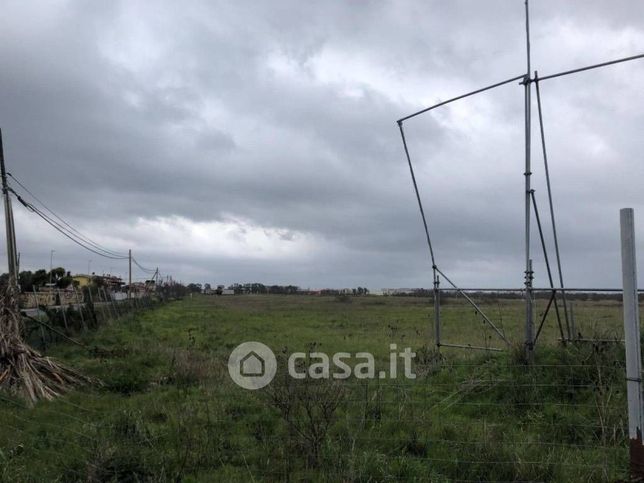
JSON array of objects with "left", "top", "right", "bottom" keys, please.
[{"left": 0, "top": 294, "right": 631, "bottom": 482}]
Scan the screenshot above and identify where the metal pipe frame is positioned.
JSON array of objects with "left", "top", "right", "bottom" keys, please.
[
  {"left": 536, "top": 53, "right": 644, "bottom": 83},
  {"left": 395, "top": 0, "right": 644, "bottom": 358},
  {"left": 436, "top": 287, "right": 642, "bottom": 293},
  {"left": 436, "top": 267, "right": 510, "bottom": 346},
  {"left": 522, "top": 0, "right": 535, "bottom": 361},
  {"left": 530, "top": 190, "right": 565, "bottom": 342},
  {"left": 439, "top": 343, "right": 504, "bottom": 352},
  {"left": 397, "top": 74, "right": 524, "bottom": 123},
  {"left": 534, "top": 70, "right": 571, "bottom": 340}
]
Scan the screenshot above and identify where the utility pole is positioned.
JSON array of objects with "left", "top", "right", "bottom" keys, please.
[
  {"left": 0, "top": 129, "right": 19, "bottom": 290},
  {"left": 128, "top": 249, "right": 132, "bottom": 300}
]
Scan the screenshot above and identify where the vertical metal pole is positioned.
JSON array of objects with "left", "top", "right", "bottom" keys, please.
[
  {"left": 33, "top": 286, "right": 47, "bottom": 347},
  {"left": 620, "top": 208, "right": 644, "bottom": 478},
  {"left": 49, "top": 249, "right": 55, "bottom": 285},
  {"left": 523, "top": 0, "right": 534, "bottom": 362},
  {"left": 103, "top": 287, "right": 117, "bottom": 319},
  {"left": 0, "top": 129, "right": 19, "bottom": 290},
  {"left": 57, "top": 289, "right": 68, "bottom": 330},
  {"left": 569, "top": 303, "right": 576, "bottom": 341},
  {"left": 128, "top": 249, "right": 132, "bottom": 300},
  {"left": 74, "top": 285, "right": 86, "bottom": 331},
  {"left": 89, "top": 285, "right": 104, "bottom": 324},
  {"left": 434, "top": 276, "right": 440, "bottom": 349},
  {"left": 525, "top": 259, "right": 534, "bottom": 359}
]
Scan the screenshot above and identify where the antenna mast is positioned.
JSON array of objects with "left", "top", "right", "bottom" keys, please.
[{"left": 523, "top": 0, "right": 534, "bottom": 361}]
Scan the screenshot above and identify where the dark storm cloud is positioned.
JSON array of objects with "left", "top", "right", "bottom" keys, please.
[{"left": 1, "top": 0, "right": 643, "bottom": 288}]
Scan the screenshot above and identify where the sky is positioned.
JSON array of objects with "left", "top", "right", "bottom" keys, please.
[{"left": 0, "top": 0, "right": 643, "bottom": 289}]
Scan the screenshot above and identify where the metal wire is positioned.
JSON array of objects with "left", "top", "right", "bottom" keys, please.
[
  {"left": 12, "top": 190, "right": 128, "bottom": 260},
  {"left": 7, "top": 172, "right": 129, "bottom": 258}
]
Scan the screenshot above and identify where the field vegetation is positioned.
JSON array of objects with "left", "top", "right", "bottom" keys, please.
[{"left": 0, "top": 294, "right": 631, "bottom": 481}]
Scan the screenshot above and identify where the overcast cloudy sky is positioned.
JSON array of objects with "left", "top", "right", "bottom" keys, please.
[{"left": 1, "top": 0, "right": 643, "bottom": 289}]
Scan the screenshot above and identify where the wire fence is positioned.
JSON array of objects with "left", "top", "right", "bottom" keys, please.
[
  {"left": 18, "top": 286, "right": 177, "bottom": 352},
  {"left": 0, "top": 294, "right": 632, "bottom": 481},
  {"left": 433, "top": 289, "right": 627, "bottom": 353}
]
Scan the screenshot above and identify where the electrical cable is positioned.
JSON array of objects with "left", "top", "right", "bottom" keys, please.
[
  {"left": 11, "top": 189, "right": 129, "bottom": 260},
  {"left": 7, "top": 173, "right": 129, "bottom": 258},
  {"left": 131, "top": 256, "right": 157, "bottom": 274}
]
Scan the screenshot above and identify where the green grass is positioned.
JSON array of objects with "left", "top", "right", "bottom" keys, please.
[{"left": 0, "top": 295, "right": 631, "bottom": 481}]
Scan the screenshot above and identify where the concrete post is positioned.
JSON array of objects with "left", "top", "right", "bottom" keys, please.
[{"left": 620, "top": 208, "right": 644, "bottom": 477}]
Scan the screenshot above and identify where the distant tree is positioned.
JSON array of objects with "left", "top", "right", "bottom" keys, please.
[
  {"left": 2, "top": 268, "right": 75, "bottom": 291},
  {"left": 18, "top": 271, "right": 34, "bottom": 291},
  {"left": 32, "top": 269, "right": 49, "bottom": 287},
  {"left": 56, "top": 274, "right": 73, "bottom": 289},
  {"left": 187, "top": 283, "right": 202, "bottom": 293},
  {"left": 49, "top": 267, "right": 65, "bottom": 282}
]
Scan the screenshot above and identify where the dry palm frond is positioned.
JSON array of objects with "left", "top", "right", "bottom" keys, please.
[{"left": 0, "top": 286, "right": 90, "bottom": 403}]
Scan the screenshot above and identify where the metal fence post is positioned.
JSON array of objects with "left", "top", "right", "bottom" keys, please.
[
  {"left": 74, "top": 286, "right": 86, "bottom": 331},
  {"left": 57, "top": 289, "right": 69, "bottom": 330},
  {"left": 620, "top": 207, "right": 644, "bottom": 477}
]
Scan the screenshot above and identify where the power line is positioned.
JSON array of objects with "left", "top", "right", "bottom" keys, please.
[
  {"left": 7, "top": 172, "right": 129, "bottom": 258},
  {"left": 8, "top": 174, "right": 163, "bottom": 280},
  {"left": 11, "top": 189, "right": 129, "bottom": 260},
  {"left": 131, "top": 256, "right": 157, "bottom": 274}
]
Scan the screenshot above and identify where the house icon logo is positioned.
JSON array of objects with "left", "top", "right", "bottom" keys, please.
[
  {"left": 228, "top": 341, "right": 277, "bottom": 390},
  {"left": 240, "top": 351, "right": 265, "bottom": 377}
]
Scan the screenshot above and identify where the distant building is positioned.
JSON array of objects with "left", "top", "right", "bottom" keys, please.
[
  {"left": 222, "top": 289, "right": 235, "bottom": 295},
  {"left": 73, "top": 273, "right": 124, "bottom": 291},
  {"left": 101, "top": 274, "right": 125, "bottom": 290},
  {"left": 382, "top": 288, "right": 416, "bottom": 296},
  {"left": 72, "top": 274, "right": 92, "bottom": 287}
]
